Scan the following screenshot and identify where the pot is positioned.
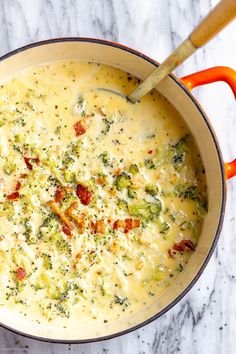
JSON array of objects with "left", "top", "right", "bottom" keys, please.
[{"left": 0, "top": 38, "right": 235, "bottom": 343}]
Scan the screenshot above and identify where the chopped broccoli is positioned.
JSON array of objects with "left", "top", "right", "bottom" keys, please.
[
  {"left": 172, "top": 135, "right": 189, "bottom": 153},
  {"left": 99, "top": 152, "right": 111, "bottom": 166},
  {"left": 115, "top": 172, "right": 131, "bottom": 191},
  {"left": 145, "top": 184, "right": 158, "bottom": 196},
  {"left": 128, "top": 199, "right": 161, "bottom": 221},
  {"left": 144, "top": 158, "right": 156, "bottom": 169},
  {"left": 129, "top": 164, "right": 139, "bottom": 175},
  {"left": 159, "top": 221, "right": 170, "bottom": 234},
  {"left": 101, "top": 117, "right": 114, "bottom": 135},
  {"left": 117, "top": 199, "right": 128, "bottom": 211},
  {"left": 172, "top": 153, "right": 184, "bottom": 165},
  {"left": 127, "top": 187, "right": 137, "bottom": 199},
  {"left": 42, "top": 253, "right": 52, "bottom": 270},
  {"left": 3, "top": 161, "right": 16, "bottom": 175},
  {"left": 175, "top": 184, "right": 198, "bottom": 200},
  {"left": 24, "top": 218, "right": 36, "bottom": 244},
  {"left": 75, "top": 94, "right": 86, "bottom": 115},
  {"left": 114, "top": 294, "right": 129, "bottom": 306}
]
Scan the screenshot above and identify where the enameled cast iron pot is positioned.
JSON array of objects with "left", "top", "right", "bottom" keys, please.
[{"left": 0, "top": 38, "right": 236, "bottom": 343}]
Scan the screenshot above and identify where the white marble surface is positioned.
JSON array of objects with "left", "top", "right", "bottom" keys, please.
[{"left": 0, "top": 0, "right": 235, "bottom": 353}]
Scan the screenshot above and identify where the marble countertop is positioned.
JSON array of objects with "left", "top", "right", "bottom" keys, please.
[{"left": 0, "top": 0, "right": 235, "bottom": 353}]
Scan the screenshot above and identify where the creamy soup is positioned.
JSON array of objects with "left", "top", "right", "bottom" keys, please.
[{"left": 0, "top": 61, "right": 207, "bottom": 325}]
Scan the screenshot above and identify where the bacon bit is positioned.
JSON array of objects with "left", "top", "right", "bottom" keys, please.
[
  {"left": 107, "top": 219, "right": 111, "bottom": 224},
  {"left": 24, "top": 157, "right": 40, "bottom": 170},
  {"left": 62, "top": 225, "right": 72, "bottom": 237},
  {"left": 20, "top": 173, "right": 28, "bottom": 179},
  {"left": 54, "top": 188, "right": 65, "bottom": 203},
  {"left": 16, "top": 267, "right": 26, "bottom": 281},
  {"left": 173, "top": 240, "right": 195, "bottom": 252},
  {"left": 108, "top": 188, "right": 116, "bottom": 197},
  {"left": 75, "top": 252, "right": 82, "bottom": 261},
  {"left": 47, "top": 201, "right": 74, "bottom": 230},
  {"left": 7, "top": 191, "right": 19, "bottom": 201},
  {"left": 76, "top": 184, "right": 92, "bottom": 205},
  {"left": 113, "top": 218, "right": 140, "bottom": 233},
  {"left": 96, "top": 175, "right": 106, "bottom": 185},
  {"left": 15, "top": 181, "right": 21, "bottom": 191},
  {"left": 90, "top": 249, "right": 95, "bottom": 254},
  {"left": 113, "top": 168, "right": 121, "bottom": 176},
  {"left": 91, "top": 219, "right": 105, "bottom": 234},
  {"left": 124, "top": 218, "right": 141, "bottom": 233},
  {"left": 74, "top": 120, "right": 87, "bottom": 136},
  {"left": 168, "top": 249, "right": 174, "bottom": 258},
  {"left": 147, "top": 150, "right": 153, "bottom": 155},
  {"left": 113, "top": 219, "right": 126, "bottom": 230},
  {"left": 66, "top": 202, "right": 86, "bottom": 233}
]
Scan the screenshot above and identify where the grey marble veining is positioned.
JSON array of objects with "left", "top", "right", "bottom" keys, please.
[{"left": 0, "top": 0, "right": 235, "bottom": 353}]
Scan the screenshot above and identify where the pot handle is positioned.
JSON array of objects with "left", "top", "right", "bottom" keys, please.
[{"left": 180, "top": 66, "right": 236, "bottom": 180}]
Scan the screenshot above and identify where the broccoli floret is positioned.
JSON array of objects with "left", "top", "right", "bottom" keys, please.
[
  {"left": 173, "top": 135, "right": 189, "bottom": 153},
  {"left": 117, "top": 199, "right": 128, "bottom": 211},
  {"left": 144, "top": 158, "right": 156, "bottom": 169},
  {"left": 129, "top": 164, "right": 139, "bottom": 175},
  {"left": 114, "top": 294, "right": 129, "bottom": 306},
  {"left": 101, "top": 117, "right": 114, "bottom": 135},
  {"left": 24, "top": 218, "right": 36, "bottom": 244},
  {"left": 3, "top": 161, "right": 16, "bottom": 175},
  {"left": 128, "top": 199, "right": 161, "bottom": 221},
  {"left": 99, "top": 152, "right": 111, "bottom": 166},
  {"left": 145, "top": 184, "right": 158, "bottom": 196},
  {"left": 172, "top": 153, "right": 184, "bottom": 165},
  {"left": 115, "top": 172, "right": 131, "bottom": 191},
  {"left": 175, "top": 184, "right": 198, "bottom": 200},
  {"left": 183, "top": 186, "right": 198, "bottom": 200},
  {"left": 159, "top": 221, "right": 170, "bottom": 234},
  {"left": 127, "top": 187, "right": 137, "bottom": 199},
  {"left": 42, "top": 253, "right": 53, "bottom": 270}
]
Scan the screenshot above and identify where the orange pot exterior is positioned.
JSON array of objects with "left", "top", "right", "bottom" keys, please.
[
  {"left": 180, "top": 66, "right": 236, "bottom": 180},
  {"left": 225, "top": 159, "right": 236, "bottom": 180}
]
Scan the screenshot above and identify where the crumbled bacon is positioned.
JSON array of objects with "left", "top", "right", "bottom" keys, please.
[
  {"left": 75, "top": 253, "right": 82, "bottom": 261},
  {"left": 66, "top": 202, "right": 86, "bottom": 233},
  {"left": 47, "top": 201, "right": 74, "bottom": 230},
  {"left": 147, "top": 150, "right": 153, "bottom": 154},
  {"left": 74, "top": 120, "right": 87, "bottom": 136},
  {"left": 54, "top": 188, "right": 65, "bottom": 203},
  {"left": 113, "top": 218, "right": 140, "bottom": 233},
  {"left": 17, "top": 267, "right": 26, "bottom": 281},
  {"left": 20, "top": 173, "right": 28, "bottom": 179},
  {"left": 173, "top": 240, "right": 195, "bottom": 252},
  {"left": 76, "top": 184, "right": 92, "bottom": 205},
  {"left": 91, "top": 219, "right": 105, "bottom": 234},
  {"left": 7, "top": 191, "right": 19, "bottom": 201},
  {"left": 15, "top": 181, "right": 21, "bottom": 191},
  {"left": 24, "top": 157, "right": 40, "bottom": 170},
  {"left": 124, "top": 218, "right": 141, "bottom": 233},
  {"left": 62, "top": 225, "right": 72, "bottom": 237},
  {"left": 113, "top": 219, "right": 126, "bottom": 230},
  {"left": 113, "top": 168, "right": 121, "bottom": 176},
  {"left": 96, "top": 175, "right": 106, "bottom": 185}
]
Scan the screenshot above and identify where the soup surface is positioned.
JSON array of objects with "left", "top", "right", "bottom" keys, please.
[{"left": 0, "top": 61, "right": 207, "bottom": 325}]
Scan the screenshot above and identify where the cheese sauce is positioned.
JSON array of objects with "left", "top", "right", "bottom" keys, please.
[{"left": 0, "top": 61, "right": 207, "bottom": 325}]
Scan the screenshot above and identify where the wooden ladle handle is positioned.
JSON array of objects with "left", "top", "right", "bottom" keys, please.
[
  {"left": 128, "top": 0, "right": 236, "bottom": 103},
  {"left": 190, "top": 0, "right": 236, "bottom": 48}
]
